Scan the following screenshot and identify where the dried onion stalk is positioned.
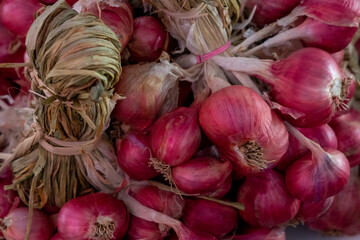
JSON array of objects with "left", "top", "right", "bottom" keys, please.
[{"left": 0, "top": 0, "right": 125, "bottom": 211}]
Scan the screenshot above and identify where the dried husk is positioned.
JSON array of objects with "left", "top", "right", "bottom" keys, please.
[
  {"left": 148, "top": 0, "right": 240, "bottom": 92},
  {"left": 0, "top": 0, "right": 125, "bottom": 211}
]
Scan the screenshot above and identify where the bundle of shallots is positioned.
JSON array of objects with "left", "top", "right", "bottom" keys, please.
[
  {"left": 0, "top": 0, "right": 125, "bottom": 211},
  {"left": 148, "top": 0, "right": 241, "bottom": 92}
]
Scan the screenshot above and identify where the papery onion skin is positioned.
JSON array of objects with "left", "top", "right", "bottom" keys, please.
[
  {"left": 57, "top": 193, "right": 129, "bottom": 240},
  {"left": 306, "top": 174, "right": 360, "bottom": 235},
  {"left": 199, "top": 85, "right": 289, "bottom": 177},
  {"left": 116, "top": 132, "right": 158, "bottom": 180},
  {"left": 276, "top": 124, "right": 337, "bottom": 171},
  {"left": 298, "top": 197, "right": 334, "bottom": 222},
  {"left": 246, "top": 0, "right": 301, "bottom": 27},
  {"left": 182, "top": 198, "right": 238, "bottom": 238},
  {"left": 0, "top": 0, "right": 42, "bottom": 38},
  {"left": 1, "top": 207, "right": 56, "bottom": 240},
  {"left": 330, "top": 109, "right": 360, "bottom": 167},
  {"left": 268, "top": 48, "right": 347, "bottom": 127},
  {"left": 128, "top": 16, "right": 168, "bottom": 63},
  {"left": 237, "top": 170, "right": 301, "bottom": 228},
  {"left": 172, "top": 157, "right": 232, "bottom": 196},
  {"left": 285, "top": 148, "right": 350, "bottom": 202},
  {"left": 150, "top": 106, "right": 201, "bottom": 166},
  {"left": 234, "top": 227, "right": 286, "bottom": 240}
]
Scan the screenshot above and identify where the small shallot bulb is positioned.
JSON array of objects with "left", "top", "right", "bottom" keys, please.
[
  {"left": 284, "top": 123, "right": 350, "bottom": 202},
  {"left": 182, "top": 198, "right": 238, "bottom": 238},
  {"left": 128, "top": 185, "right": 185, "bottom": 239},
  {"left": 213, "top": 48, "right": 351, "bottom": 127},
  {"left": 276, "top": 124, "right": 337, "bottom": 171},
  {"left": 113, "top": 62, "right": 179, "bottom": 131},
  {"left": 298, "top": 197, "right": 334, "bottom": 222},
  {"left": 150, "top": 105, "right": 201, "bottom": 167},
  {"left": 243, "top": 18, "right": 357, "bottom": 56},
  {"left": 245, "top": 0, "right": 301, "bottom": 26},
  {"left": 306, "top": 172, "right": 360, "bottom": 235},
  {"left": 57, "top": 193, "right": 129, "bottom": 240},
  {"left": 199, "top": 85, "right": 289, "bottom": 177},
  {"left": 116, "top": 132, "right": 158, "bottom": 180},
  {"left": 128, "top": 16, "right": 168, "bottom": 63},
  {"left": 237, "top": 170, "right": 301, "bottom": 228},
  {"left": 0, "top": 207, "right": 56, "bottom": 240},
  {"left": 330, "top": 109, "right": 360, "bottom": 167},
  {"left": 172, "top": 157, "right": 232, "bottom": 196}
]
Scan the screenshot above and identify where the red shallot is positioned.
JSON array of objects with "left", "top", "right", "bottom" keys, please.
[
  {"left": 116, "top": 132, "right": 158, "bottom": 180},
  {"left": 276, "top": 124, "right": 337, "bottom": 171},
  {"left": 127, "top": 185, "right": 185, "bottom": 239},
  {"left": 277, "top": 0, "right": 360, "bottom": 28},
  {"left": 213, "top": 48, "right": 350, "bottom": 127},
  {"left": 118, "top": 192, "right": 217, "bottom": 240},
  {"left": 57, "top": 192, "right": 129, "bottom": 240},
  {"left": 330, "top": 109, "right": 360, "bottom": 167},
  {"left": 243, "top": 18, "right": 357, "bottom": 56},
  {"left": 237, "top": 170, "right": 301, "bottom": 228},
  {"left": 245, "top": 0, "right": 301, "bottom": 27},
  {"left": 306, "top": 170, "right": 360, "bottom": 235},
  {"left": 128, "top": 16, "right": 168, "bottom": 63},
  {"left": 182, "top": 198, "right": 238, "bottom": 238},
  {"left": 0, "top": 207, "right": 55, "bottom": 240},
  {"left": 199, "top": 85, "right": 288, "bottom": 176},
  {"left": 171, "top": 157, "right": 232, "bottom": 196},
  {"left": 297, "top": 197, "right": 334, "bottom": 222},
  {"left": 284, "top": 122, "right": 350, "bottom": 201},
  {"left": 113, "top": 62, "right": 180, "bottom": 132},
  {"left": 150, "top": 105, "right": 201, "bottom": 167}
]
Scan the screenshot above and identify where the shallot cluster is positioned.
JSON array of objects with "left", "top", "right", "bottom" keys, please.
[{"left": 1, "top": 0, "right": 360, "bottom": 239}]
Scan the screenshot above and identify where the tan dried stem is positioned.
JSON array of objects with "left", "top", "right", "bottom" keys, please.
[{"left": 0, "top": 0, "right": 126, "bottom": 213}]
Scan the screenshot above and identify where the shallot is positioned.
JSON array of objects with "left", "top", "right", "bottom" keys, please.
[
  {"left": 57, "top": 193, "right": 129, "bottom": 240},
  {"left": 199, "top": 85, "right": 288, "bottom": 176}
]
